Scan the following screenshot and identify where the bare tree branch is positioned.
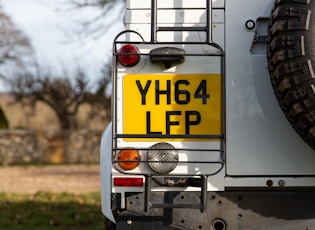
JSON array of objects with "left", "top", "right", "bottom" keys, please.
[
  {"left": 56, "top": 0, "right": 125, "bottom": 40},
  {"left": 0, "top": 5, "right": 35, "bottom": 77}
]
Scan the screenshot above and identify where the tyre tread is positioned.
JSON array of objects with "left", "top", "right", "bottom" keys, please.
[{"left": 268, "top": 0, "right": 315, "bottom": 148}]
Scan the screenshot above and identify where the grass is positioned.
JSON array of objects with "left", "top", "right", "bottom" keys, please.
[{"left": 0, "top": 192, "right": 104, "bottom": 230}]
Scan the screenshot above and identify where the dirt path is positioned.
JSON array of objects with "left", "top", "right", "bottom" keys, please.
[{"left": 0, "top": 165, "right": 100, "bottom": 194}]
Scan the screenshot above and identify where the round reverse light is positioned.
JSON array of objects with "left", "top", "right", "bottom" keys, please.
[
  {"left": 147, "top": 143, "right": 178, "bottom": 174},
  {"left": 117, "top": 44, "right": 140, "bottom": 67},
  {"left": 117, "top": 149, "right": 140, "bottom": 170}
]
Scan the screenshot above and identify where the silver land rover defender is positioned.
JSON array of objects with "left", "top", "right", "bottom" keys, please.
[{"left": 101, "top": 0, "right": 315, "bottom": 229}]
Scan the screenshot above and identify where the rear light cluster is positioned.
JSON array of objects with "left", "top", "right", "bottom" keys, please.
[
  {"left": 117, "top": 149, "right": 140, "bottom": 170},
  {"left": 148, "top": 143, "right": 179, "bottom": 174},
  {"left": 117, "top": 44, "right": 140, "bottom": 67},
  {"left": 115, "top": 142, "right": 179, "bottom": 174}
]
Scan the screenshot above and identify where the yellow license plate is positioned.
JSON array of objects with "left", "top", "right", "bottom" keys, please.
[{"left": 123, "top": 74, "right": 221, "bottom": 141}]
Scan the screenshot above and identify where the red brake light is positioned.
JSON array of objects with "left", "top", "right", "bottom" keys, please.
[
  {"left": 113, "top": 177, "right": 144, "bottom": 187},
  {"left": 117, "top": 44, "right": 140, "bottom": 67}
]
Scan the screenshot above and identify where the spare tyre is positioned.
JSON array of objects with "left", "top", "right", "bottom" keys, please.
[{"left": 267, "top": 0, "right": 315, "bottom": 150}]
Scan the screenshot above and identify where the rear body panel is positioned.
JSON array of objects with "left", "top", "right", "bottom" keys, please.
[{"left": 225, "top": 0, "right": 315, "bottom": 177}]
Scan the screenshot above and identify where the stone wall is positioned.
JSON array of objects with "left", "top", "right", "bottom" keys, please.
[{"left": 0, "top": 129, "right": 103, "bottom": 165}]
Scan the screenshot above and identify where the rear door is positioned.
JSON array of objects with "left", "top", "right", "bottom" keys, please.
[{"left": 112, "top": 0, "right": 226, "bottom": 189}]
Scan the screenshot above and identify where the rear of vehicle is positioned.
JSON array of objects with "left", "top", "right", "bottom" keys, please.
[{"left": 101, "top": 0, "right": 315, "bottom": 229}]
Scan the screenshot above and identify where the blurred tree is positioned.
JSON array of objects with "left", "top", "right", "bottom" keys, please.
[
  {"left": 0, "top": 5, "right": 33, "bottom": 129},
  {"left": 0, "top": 5, "right": 34, "bottom": 77},
  {"left": 2, "top": 67, "right": 111, "bottom": 130},
  {"left": 0, "top": 105, "right": 8, "bottom": 128},
  {"left": 85, "top": 63, "right": 112, "bottom": 122}
]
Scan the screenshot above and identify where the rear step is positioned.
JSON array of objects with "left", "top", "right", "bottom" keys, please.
[{"left": 145, "top": 175, "right": 208, "bottom": 213}]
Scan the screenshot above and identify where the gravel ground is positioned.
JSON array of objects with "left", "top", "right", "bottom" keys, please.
[{"left": 0, "top": 165, "right": 100, "bottom": 194}]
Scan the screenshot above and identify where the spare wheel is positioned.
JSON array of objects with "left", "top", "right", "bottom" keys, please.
[{"left": 267, "top": 0, "right": 315, "bottom": 150}]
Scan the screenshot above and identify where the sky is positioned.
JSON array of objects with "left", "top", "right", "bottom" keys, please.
[{"left": 1, "top": 0, "right": 124, "bottom": 92}]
